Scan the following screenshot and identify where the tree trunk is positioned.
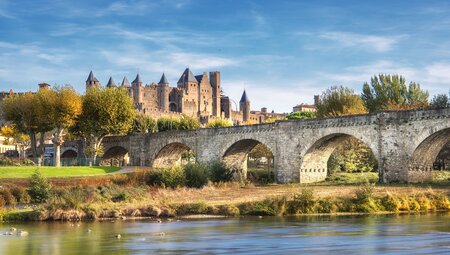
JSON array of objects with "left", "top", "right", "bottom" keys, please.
[
  {"left": 29, "top": 132, "right": 38, "bottom": 164},
  {"left": 53, "top": 128, "right": 64, "bottom": 167},
  {"left": 38, "top": 133, "right": 46, "bottom": 165}
]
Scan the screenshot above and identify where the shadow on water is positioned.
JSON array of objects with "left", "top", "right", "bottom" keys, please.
[{"left": 0, "top": 213, "right": 449, "bottom": 254}]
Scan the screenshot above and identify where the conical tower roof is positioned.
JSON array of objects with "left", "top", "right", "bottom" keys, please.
[
  {"left": 158, "top": 73, "right": 169, "bottom": 84},
  {"left": 86, "top": 70, "right": 99, "bottom": 83},
  {"left": 106, "top": 77, "right": 116, "bottom": 87},
  {"left": 240, "top": 90, "right": 250, "bottom": 103},
  {"left": 177, "top": 68, "right": 197, "bottom": 84},
  {"left": 132, "top": 73, "right": 141, "bottom": 84},
  {"left": 121, "top": 76, "right": 130, "bottom": 87}
]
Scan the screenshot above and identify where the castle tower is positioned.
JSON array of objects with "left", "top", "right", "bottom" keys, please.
[
  {"left": 85, "top": 70, "right": 100, "bottom": 91},
  {"left": 121, "top": 76, "right": 131, "bottom": 87},
  {"left": 106, "top": 77, "right": 116, "bottom": 88},
  {"left": 177, "top": 68, "right": 198, "bottom": 116},
  {"left": 38, "top": 83, "right": 50, "bottom": 90},
  {"left": 157, "top": 73, "right": 170, "bottom": 111},
  {"left": 239, "top": 90, "right": 250, "bottom": 122},
  {"left": 209, "top": 71, "right": 221, "bottom": 117},
  {"left": 131, "top": 73, "right": 143, "bottom": 107}
]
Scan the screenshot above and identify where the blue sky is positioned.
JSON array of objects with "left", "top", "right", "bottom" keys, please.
[{"left": 1, "top": 0, "right": 450, "bottom": 112}]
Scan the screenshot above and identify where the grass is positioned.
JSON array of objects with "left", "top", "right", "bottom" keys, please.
[
  {"left": 322, "top": 172, "right": 379, "bottom": 185},
  {"left": 0, "top": 166, "right": 120, "bottom": 178}
]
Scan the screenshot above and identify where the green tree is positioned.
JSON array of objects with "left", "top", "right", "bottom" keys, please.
[
  {"left": 328, "top": 137, "right": 377, "bottom": 174},
  {"left": 430, "top": 93, "right": 450, "bottom": 109},
  {"left": 1, "top": 92, "right": 52, "bottom": 163},
  {"left": 285, "top": 111, "right": 316, "bottom": 120},
  {"left": 362, "top": 74, "right": 429, "bottom": 112},
  {"left": 316, "top": 86, "right": 367, "bottom": 118},
  {"left": 39, "top": 86, "right": 82, "bottom": 167},
  {"left": 75, "top": 87, "right": 135, "bottom": 163},
  {"left": 28, "top": 170, "right": 52, "bottom": 203},
  {"left": 133, "top": 112, "right": 157, "bottom": 133}
]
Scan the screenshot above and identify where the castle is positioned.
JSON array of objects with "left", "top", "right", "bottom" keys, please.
[{"left": 86, "top": 68, "right": 284, "bottom": 125}]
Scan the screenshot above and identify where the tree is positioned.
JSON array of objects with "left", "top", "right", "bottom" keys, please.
[
  {"left": 132, "top": 113, "right": 157, "bottom": 133},
  {"left": 362, "top": 74, "right": 429, "bottom": 112},
  {"left": 39, "top": 86, "right": 82, "bottom": 167},
  {"left": 285, "top": 111, "right": 316, "bottom": 120},
  {"left": 75, "top": 87, "right": 135, "bottom": 163},
  {"left": 0, "top": 125, "right": 30, "bottom": 159},
  {"left": 328, "top": 137, "right": 377, "bottom": 174},
  {"left": 316, "top": 86, "right": 367, "bottom": 118},
  {"left": 1, "top": 92, "right": 51, "bottom": 163},
  {"left": 430, "top": 93, "right": 450, "bottom": 109}
]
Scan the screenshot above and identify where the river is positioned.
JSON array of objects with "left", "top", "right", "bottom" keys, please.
[{"left": 0, "top": 213, "right": 449, "bottom": 254}]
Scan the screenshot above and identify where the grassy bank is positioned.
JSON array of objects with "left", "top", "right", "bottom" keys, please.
[
  {"left": 0, "top": 166, "right": 120, "bottom": 178},
  {"left": 0, "top": 168, "right": 448, "bottom": 222}
]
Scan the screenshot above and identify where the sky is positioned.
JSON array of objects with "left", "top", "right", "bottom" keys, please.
[{"left": 0, "top": 0, "right": 450, "bottom": 113}]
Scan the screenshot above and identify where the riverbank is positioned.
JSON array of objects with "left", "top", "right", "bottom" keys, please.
[
  {"left": 0, "top": 166, "right": 120, "bottom": 178},
  {"left": 1, "top": 180, "right": 449, "bottom": 222}
]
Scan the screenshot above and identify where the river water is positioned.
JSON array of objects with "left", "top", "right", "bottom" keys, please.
[{"left": 0, "top": 213, "right": 449, "bottom": 254}]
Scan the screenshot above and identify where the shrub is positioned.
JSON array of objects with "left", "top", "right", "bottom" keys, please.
[
  {"left": 28, "top": 170, "right": 52, "bottom": 203},
  {"left": 176, "top": 202, "right": 209, "bottom": 215},
  {"left": 0, "top": 188, "right": 17, "bottom": 206},
  {"left": 147, "top": 166, "right": 185, "bottom": 188},
  {"left": 353, "top": 183, "right": 381, "bottom": 212},
  {"left": 317, "top": 197, "right": 338, "bottom": 213},
  {"left": 112, "top": 193, "right": 129, "bottom": 203},
  {"left": 218, "top": 204, "right": 240, "bottom": 216},
  {"left": 240, "top": 197, "right": 287, "bottom": 216},
  {"left": 10, "top": 186, "right": 31, "bottom": 204},
  {"left": 183, "top": 163, "right": 209, "bottom": 188},
  {"left": 208, "top": 161, "right": 233, "bottom": 183},
  {"left": 289, "top": 188, "right": 316, "bottom": 214},
  {"left": 206, "top": 118, "right": 232, "bottom": 128}
]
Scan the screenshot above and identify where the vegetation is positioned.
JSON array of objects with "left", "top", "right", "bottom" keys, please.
[
  {"left": 28, "top": 170, "right": 52, "bottom": 203},
  {"left": 285, "top": 111, "right": 316, "bottom": 120},
  {"left": 430, "top": 92, "right": 450, "bottom": 109},
  {"left": 147, "top": 166, "right": 185, "bottom": 188},
  {"left": 208, "top": 161, "right": 234, "bottom": 183},
  {"left": 206, "top": 118, "right": 233, "bottom": 128},
  {"left": 0, "top": 166, "right": 120, "bottom": 178},
  {"left": 184, "top": 163, "right": 209, "bottom": 188},
  {"left": 316, "top": 86, "right": 367, "bottom": 117},
  {"left": 74, "top": 87, "right": 135, "bottom": 162},
  {"left": 39, "top": 86, "right": 82, "bottom": 167},
  {"left": 362, "top": 74, "right": 429, "bottom": 112},
  {"left": 327, "top": 137, "right": 377, "bottom": 174},
  {"left": 132, "top": 112, "right": 157, "bottom": 133},
  {"left": 157, "top": 115, "right": 200, "bottom": 132}
]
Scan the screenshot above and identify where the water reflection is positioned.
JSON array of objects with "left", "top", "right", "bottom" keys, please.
[{"left": 0, "top": 213, "right": 449, "bottom": 254}]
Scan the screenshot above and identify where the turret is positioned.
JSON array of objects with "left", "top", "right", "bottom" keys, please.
[
  {"left": 38, "top": 83, "right": 50, "bottom": 90},
  {"left": 106, "top": 77, "right": 116, "bottom": 88},
  {"left": 85, "top": 70, "right": 100, "bottom": 90},
  {"left": 239, "top": 90, "right": 250, "bottom": 122},
  {"left": 131, "top": 73, "right": 143, "bottom": 105},
  {"left": 157, "top": 73, "right": 170, "bottom": 111}
]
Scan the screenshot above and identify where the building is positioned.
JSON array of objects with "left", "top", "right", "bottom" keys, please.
[
  {"left": 86, "top": 68, "right": 281, "bottom": 125},
  {"left": 292, "top": 95, "right": 320, "bottom": 113}
]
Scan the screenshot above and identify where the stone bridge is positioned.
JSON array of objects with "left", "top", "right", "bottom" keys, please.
[{"left": 101, "top": 108, "right": 450, "bottom": 183}]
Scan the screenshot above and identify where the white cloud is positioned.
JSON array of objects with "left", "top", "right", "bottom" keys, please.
[{"left": 318, "top": 32, "right": 404, "bottom": 52}]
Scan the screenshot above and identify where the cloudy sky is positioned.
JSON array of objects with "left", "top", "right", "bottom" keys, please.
[{"left": 0, "top": 0, "right": 450, "bottom": 112}]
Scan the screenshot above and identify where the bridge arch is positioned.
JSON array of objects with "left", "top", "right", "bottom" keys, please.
[
  {"left": 152, "top": 142, "right": 196, "bottom": 168},
  {"left": 61, "top": 149, "right": 77, "bottom": 158},
  {"left": 409, "top": 127, "right": 450, "bottom": 181},
  {"left": 102, "top": 146, "right": 129, "bottom": 167},
  {"left": 222, "top": 138, "right": 275, "bottom": 181},
  {"left": 299, "top": 133, "right": 378, "bottom": 183}
]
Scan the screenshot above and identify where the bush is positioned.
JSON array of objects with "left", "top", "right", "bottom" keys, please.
[
  {"left": 353, "top": 183, "right": 381, "bottom": 212},
  {"left": 112, "top": 193, "right": 129, "bottom": 203},
  {"left": 0, "top": 188, "right": 17, "bottom": 206},
  {"left": 28, "top": 170, "right": 52, "bottom": 203},
  {"left": 206, "top": 118, "right": 232, "bottom": 128},
  {"left": 208, "top": 161, "right": 233, "bottom": 183},
  {"left": 10, "top": 186, "right": 31, "bottom": 204},
  {"left": 289, "top": 188, "right": 316, "bottom": 214},
  {"left": 184, "top": 163, "right": 209, "bottom": 188},
  {"left": 147, "top": 166, "right": 185, "bottom": 188}
]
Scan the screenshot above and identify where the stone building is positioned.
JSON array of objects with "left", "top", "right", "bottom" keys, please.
[
  {"left": 292, "top": 95, "right": 320, "bottom": 113},
  {"left": 86, "top": 68, "right": 281, "bottom": 125}
]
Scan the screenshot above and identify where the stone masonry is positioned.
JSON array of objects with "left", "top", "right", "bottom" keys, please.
[{"left": 100, "top": 108, "right": 450, "bottom": 183}]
